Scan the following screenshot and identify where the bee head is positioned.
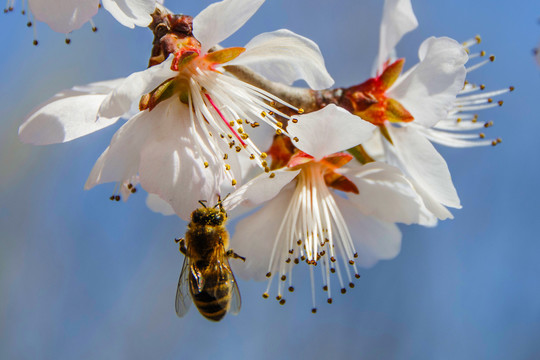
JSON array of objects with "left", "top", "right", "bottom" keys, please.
[{"left": 191, "top": 207, "right": 227, "bottom": 226}]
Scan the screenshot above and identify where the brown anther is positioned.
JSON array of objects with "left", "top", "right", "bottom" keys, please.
[
  {"left": 330, "top": 257, "right": 336, "bottom": 262},
  {"left": 261, "top": 160, "right": 268, "bottom": 167},
  {"left": 479, "top": 133, "right": 485, "bottom": 139},
  {"left": 279, "top": 299, "right": 286, "bottom": 305},
  {"left": 262, "top": 292, "right": 269, "bottom": 299},
  {"left": 235, "top": 146, "right": 242, "bottom": 153},
  {"left": 291, "top": 119, "right": 298, "bottom": 123},
  {"left": 497, "top": 138, "right": 502, "bottom": 143},
  {"left": 293, "top": 137, "right": 299, "bottom": 142},
  {"left": 498, "top": 100, "right": 504, "bottom": 106},
  {"left": 487, "top": 98, "right": 493, "bottom": 103},
  {"left": 266, "top": 272, "right": 272, "bottom": 278},
  {"left": 281, "top": 275, "right": 286, "bottom": 281},
  {"left": 355, "top": 274, "right": 361, "bottom": 279},
  {"left": 491, "top": 140, "right": 497, "bottom": 146},
  {"left": 269, "top": 173, "right": 276, "bottom": 179},
  {"left": 330, "top": 268, "right": 336, "bottom": 273},
  {"left": 264, "top": 167, "right": 270, "bottom": 173},
  {"left": 297, "top": 240, "right": 302, "bottom": 245},
  {"left": 115, "top": 195, "right": 121, "bottom": 201},
  {"left": 480, "top": 84, "right": 486, "bottom": 90},
  {"left": 26, "top": 21, "right": 32, "bottom": 27},
  {"left": 249, "top": 154, "right": 255, "bottom": 160},
  {"left": 276, "top": 295, "right": 282, "bottom": 301},
  {"left": 509, "top": 86, "right": 515, "bottom": 91},
  {"left": 109, "top": 195, "right": 115, "bottom": 201},
  {"left": 341, "top": 288, "right": 346, "bottom": 294},
  {"left": 348, "top": 260, "right": 355, "bottom": 265},
  {"left": 327, "top": 298, "right": 333, "bottom": 304},
  {"left": 353, "top": 253, "right": 358, "bottom": 258},
  {"left": 223, "top": 154, "right": 228, "bottom": 160},
  {"left": 294, "top": 258, "right": 299, "bottom": 264},
  {"left": 237, "top": 128, "right": 244, "bottom": 134},
  {"left": 288, "top": 286, "right": 294, "bottom": 292},
  {"left": 65, "top": 38, "right": 71, "bottom": 44},
  {"left": 285, "top": 258, "right": 291, "bottom": 263},
  {"left": 489, "top": 55, "right": 495, "bottom": 62},
  {"left": 298, "top": 108, "right": 304, "bottom": 114},
  {"left": 33, "top": 40, "right": 38, "bottom": 46},
  {"left": 349, "top": 282, "right": 355, "bottom": 288},
  {"left": 311, "top": 308, "right": 317, "bottom": 314},
  {"left": 322, "top": 285, "right": 328, "bottom": 292},
  {"left": 288, "top": 249, "right": 294, "bottom": 254},
  {"left": 127, "top": 183, "right": 133, "bottom": 189},
  {"left": 484, "top": 121, "right": 493, "bottom": 128},
  {"left": 131, "top": 188, "right": 137, "bottom": 194},
  {"left": 301, "top": 256, "right": 306, "bottom": 261},
  {"left": 92, "top": 26, "right": 98, "bottom": 32},
  {"left": 268, "top": 111, "right": 274, "bottom": 116}
]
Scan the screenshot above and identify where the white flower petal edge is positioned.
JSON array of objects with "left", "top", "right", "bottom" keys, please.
[
  {"left": 224, "top": 168, "right": 300, "bottom": 210},
  {"left": 193, "top": 0, "right": 265, "bottom": 54},
  {"left": 287, "top": 104, "right": 376, "bottom": 160},
  {"left": 339, "top": 161, "right": 425, "bottom": 225},
  {"left": 385, "top": 124, "right": 461, "bottom": 219},
  {"left": 228, "top": 29, "right": 334, "bottom": 90},
  {"left": 146, "top": 194, "right": 175, "bottom": 216},
  {"left": 376, "top": 0, "right": 418, "bottom": 72},
  {"left": 102, "top": 0, "right": 156, "bottom": 29},
  {"left": 86, "top": 98, "right": 221, "bottom": 220},
  {"left": 388, "top": 37, "right": 468, "bottom": 128},
  {"left": 29, "top": 0, "right": 99, "bottom": 33},
  {"left": 231, "top": 184, "right": 295, "bottom": 281},
  {"left": 19, "top": 79, "right": 124, "bottom": 145},
  {"left": 98, "top": 57, "right": 176, "bottom": 119}
]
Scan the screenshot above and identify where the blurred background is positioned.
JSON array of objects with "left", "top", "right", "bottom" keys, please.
[{"left": 1, "top": 0, "right": 539, "bottom": 359}]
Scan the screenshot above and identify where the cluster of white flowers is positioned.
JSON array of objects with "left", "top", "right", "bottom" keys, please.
[{"left": 18, "top": 0, "right": 510, "bottom": 312}]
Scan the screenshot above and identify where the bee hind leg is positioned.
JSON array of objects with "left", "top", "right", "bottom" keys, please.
[
  {"left": 175, "top": 238, "right": 187, "bottom": 255},
  {"left": 226, "top": 249, "right": 246, "bottom": 262}
]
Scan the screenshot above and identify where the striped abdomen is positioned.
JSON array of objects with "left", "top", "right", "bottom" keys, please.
[{"left": 190, "top": 270, "right": 232, "bottom": 322}]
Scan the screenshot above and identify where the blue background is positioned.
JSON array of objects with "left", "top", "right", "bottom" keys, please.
[{"left": 1, "top": 0, "right": 539, "bottom": 359}]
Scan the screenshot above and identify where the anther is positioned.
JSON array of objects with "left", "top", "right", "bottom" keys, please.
[
  {"left": 509, "top": 86, "right": 515, "bottom": 91},
  {"left": 353, "top": 253, "right": 358, "bottom": 258},
  {"left": 475, "top": 35, "right": 482, "bottom": 43},
  {"left": 269, "top": 173, "right": 276, "bottom": 179},
  {"left": 33, "top": 40, "right": 38, "bottom": 46},
  {"left": 497, "top": 138, "right": 502, "bottom": 144},
  {"left": 349, "top": 282, "right": 355, "bottom": 288},
  {"left": 330, "top": 268, "right": 336, "bottom": 273},
  {"left": 298, "top": 108, "right": 304, "bottom": 114},
  {"left": 498, "top": 100, "right": 504, "bottom": 106},
  {"left": 26, "top": 21, "right": 32, "bottom": 27},
  {"left": 249, "top": 154, "right": 255, "bottom": 160},
  {"left": 480, "top": 84, "right": 486, "bottom": 90},
  {"left": 311, "top": 308, "right": 317, "bottom": 314},
  {"left": 261, "top": 161, "right": 267, "bottom": 167},
  {"left": 288, "top": 286, "right": 294, "bottom": 292},
  {"left": 487, "top": 98, "right": 493, "bottom": 103},
  {"left": 262, "top": 292, "right": 269, "bottom": 299},
  {"left": 480, "top": 50, "right": 486, "bottom": 56},
  {"left": 109, "top": 195, "right": 115, "bottom": 201},
  {"left": 355, "top": 274, "right": 361, "bottom": 279},
  {"left": 65, "top": 38, "right": 71, "bottom": 45},
  {"left": 297, "top": 240, "right": 302, "bottom": 245},
  {"left": 203, "top": 161, "right": 209, "bottom": 168},
  {"left": 260, "top": 152, "right": 267, "bottom": 159},
  {"left": 489, "top": 55, "right": 495, "bottom": 62},
  {"left": 348, "top": 260, "right": 355, "bottom": 265},
  {"left": 322, "top": 285, "right": 328, "bottom": 292},
  {"left": 229, "top": 120, "right": 235, "bottom": 126},
  {"left": 231, "top": 179, "right": 237, "bottom": 186},
  {"left": 280, "top": 275, "right": 286, "bottom": 281},
  {"left": 491, "top": 140, "right": 498, "bottom": 146},
  {"left": 236, "top": 119, "right": 243, "bottom": 124},
  {"left": 288, "top": 249, "right": 294, "bottom": 254},
  {"left": 330, "top": 256, "right": 336, "bottom": 262},
  {"left": 279, "top": 299, "right": 286, "bottom": 305},
  {"left": 327, "top": 298, "right": 333, "bottom": 304},
  {"left": 261, "top": 111, "right": 267, "bottom": 117},
  {"left": 264, "top": 167, "right": 270, "bottom": 173},
  {"left": 131, "top": 188, "right": 137, "bottom": 194},
  {"left": 341, "top": 288, "right": 346, "bottom": 294},
  {"left": 268, "top": 111, "right": 274, "bottom": 116},
  {"left": 484, "top": 121, "right": 493, "bottom": 128},
  {"left": 301, "top": 256, "right": 306, "bottom": 261},
  {"left": 276, "top": 295, "right": 282, "bottom": 301},
  {"left": 92, "top": 26, "right": 98, "bottom": 32},
  {"left": 235, "top": 146, "right": 241, "bottom": 153},
  {"left": 293, "top": 137, "right": 299, "bottom": 142},
  {"left": 291, "top": 119, "right": 298, "bottom": 123},
  {"left": 479, "top": 133, "right": 485, "bottom": 139},
  {"left": 225, "top": 164, "right": 231, "bottom": 170},
  {"left": 266, "top": 272, "right": 272, "bottom": 278},
  {"left": 285, "top": 258, "right": 291, "bottom": 263},
  {"left": 223, "top": 154, "right": 228, "bottom": 160},
  {"left": 293, "top": 258, "right": 299, "bottom": 264},
  {"left": 115, "top": 195, "right": 121, "bottom": 201}
]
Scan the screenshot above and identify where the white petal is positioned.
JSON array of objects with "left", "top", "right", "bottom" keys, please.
[
  {"left": 102, "top": 0, "right": 155, "bottom": 28},
  {"left": 288, "top": 104, "right": 376, "bottom": 160},
  {"left": 334, "top": 194, "right": 402, "bottom": 267},
  {"left": 137, "top": 100, "right": 221, "bottom": 220},
  {"left": 224, "top": 168, "right": 300, "bottom": 210},
  {"left": 29, "top": 0, "right": 99, "bottom": 33},
  {"left": 228, "top": 29, "right": 334, "bottom": 90},
  {"left": 98, "top": 57, "right": 176, "bottom": 119},
  {"left": 376, "top": 0, "right": 418, "bottom": 72},
  {"left": 230, "top": 184, "right": 295, "bottom": 281},
  {"left": 19, "top": 79, "right": 124, "bottom": 145},
  {"left": 388, "top": 37, "right": 468, "bottom": 128},
  {"left": 341, "top": 161, "right": 424, "bottom": 224},
  {"left": 85, "top": 111, "right": 153, "bottom": 191},
  {"left": 146, "top": 194, "right": 175, "bottom": 216},
  {"left": 386, "top": 125, "right": 461, "bottom": 210},
  {"left": 193, "top": 0, "right": 265, "bottom": 54}
]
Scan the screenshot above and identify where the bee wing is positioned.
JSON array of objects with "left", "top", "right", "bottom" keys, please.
[
  {"left": 175, "top": 256, "right": 192, "bottom": 318},
  {"left": 223, "top": 258, "right": 242, "bottom": 316}
]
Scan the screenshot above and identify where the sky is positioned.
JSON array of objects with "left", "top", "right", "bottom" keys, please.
[{"left": 1, "top": 0, "right": 540, "bottom": 359}]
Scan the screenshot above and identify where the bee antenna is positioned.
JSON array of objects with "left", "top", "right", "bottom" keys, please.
[{"left": 198, "top": 200, "right": 207, "bottom": 208}]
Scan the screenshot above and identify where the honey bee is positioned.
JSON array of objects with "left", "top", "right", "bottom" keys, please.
[{"left": 175, "top": 197, "right": 245, "bottom": 321}]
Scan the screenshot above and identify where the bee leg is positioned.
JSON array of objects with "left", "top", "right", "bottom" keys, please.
[
  {"left": 175, "top": 238, "right": 187, "bottom": 255},
  {"left": 226, "top": 249, "right": 246, "bottom": 262}
]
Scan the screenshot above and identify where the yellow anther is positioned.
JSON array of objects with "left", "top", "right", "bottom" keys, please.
[
  {"left": 293, "top": 137, "right": 299, "bottom": 142},
  {"left": 231, "top": 179, "right": 237, "bottom": 186},
  {"left": 225, "top": 164, "right": 231, "bottom": 170},
  {"left": 203, "top": 161, "right": 209, "bottom": 168},
  {"left": 479, "top": 133, "right": 485, "bottom": 139},
  {"left": 269, "top": 173, "right": 276, "bottom": 179},
  {"left": 260, "top": 152, "right": 268, "bottom": 159},
  {"left": 298, "top": 108, "right": 304, "bottom": 114}
]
